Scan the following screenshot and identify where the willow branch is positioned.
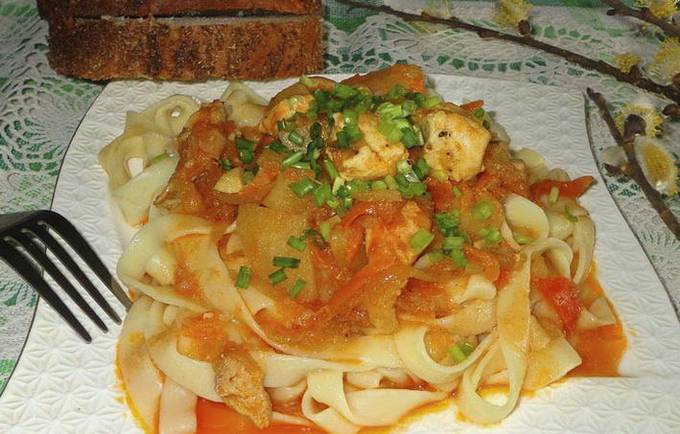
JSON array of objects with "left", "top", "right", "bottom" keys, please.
[
  {"left": 337, "top": 0, "right": 680, "bottom": 103},
  {"left": 587, "top": 88, "right": 680, "bottom": 241},
  {"left": 602, "top": 0, "right": 680, "bottom": 37}
]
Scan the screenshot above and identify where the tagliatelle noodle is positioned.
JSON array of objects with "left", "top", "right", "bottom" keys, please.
[
  {"left": 117, "top": 296, "right": 164, "bottom": 433},
  {"left": 158, "top": 378, "right": 198, "bottom": 434},
  {"left": 457, "top": 238, "right": 575, "bottom": 424}
]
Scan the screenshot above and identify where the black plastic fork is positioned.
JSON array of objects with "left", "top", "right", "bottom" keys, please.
[{"left": 0, "top": 210, "right": 131, "bottom": 342}]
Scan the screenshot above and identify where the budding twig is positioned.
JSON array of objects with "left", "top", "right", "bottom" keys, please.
[
  {"left": 336, "top": 0, "right": 680, "bottom": 103},
  {"left": 602, "top": 0, "right": 680, "bottom": 38}
]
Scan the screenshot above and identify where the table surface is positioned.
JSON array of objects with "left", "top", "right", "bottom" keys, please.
[{"left": 0, "top": 0, "right": 678, "bottom": 395}]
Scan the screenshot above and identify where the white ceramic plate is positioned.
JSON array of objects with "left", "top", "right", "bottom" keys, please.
[{"left": 1, "top": 75, "right": 680, "bottom": 433}]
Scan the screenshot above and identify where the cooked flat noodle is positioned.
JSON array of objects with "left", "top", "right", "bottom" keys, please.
[
  {"left": 221, "top": 81, "right": 267, "bottom": 127},
  {"left": 395, "top": 326, "right": 496, "bottom": 384},
  {"left": 345, "top": 368, "right": 411, "bottom": 389},
  {"left": 269, "top": 380, "right": 307, "bottom": 403},
  {"left": 457, "top": 238, "right": 572, "bottom": 424},
  {"left": 435, "top": 299, "right": 497, "bottom": 336},
  {"left": 118, "top": 215, "right": 212, "bottom": 311},
  {"left": 572, "top": 216, "right": 595, "bottom": 284},
  {"left": 158, "top": 378, "right": 198, "bottom": 434},
  {"left": 546, "top": 210, "right": 574, "bottom": 240},
  {"left": 524, "top": 337, "right": 581, "bottom": 390},
  {"left": 112, "top": 156, "right": 178, "bottom": 226},
  {"left": 500, "top": 220, "right": 521, "bottom": 251},
  {"left": 503, "top": 194, "right": 549, "bottom": 241},
  {"left": 302, "top": 370, "right": 445, "bottom": 430},
  {"left": 117, "top": 297, "right": 164, "bottom": 433},
  {"left": 577, "top": 297, "right": 616, "bottom": 331},
  {"left": 127, "top": 95, "right": 199, "bottom": 138},
  {"left": 545, "top": 239, "right": 574, "bottom": 279},
  {"left": 457, "top": 275, "right": 496, "bottom": 303},
  {"left": 99, "top": 133, "right": 148, "bottom": 189},
  {"left": 147, "top": 327, "right": 221, "bottom": 402}
]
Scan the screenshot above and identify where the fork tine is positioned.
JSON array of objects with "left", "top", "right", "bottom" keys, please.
[
  {"left": 38, "top": 211, "right": 132, "bottom": 310},
  {"left": 26, "top": 224, "right": 123, "bottom": 324},
  {"left": 0, "top": 240, "right": 92, "bottom": 343},
  {"left": 8, "top": 231, "right": 108, "bottom": 333}
]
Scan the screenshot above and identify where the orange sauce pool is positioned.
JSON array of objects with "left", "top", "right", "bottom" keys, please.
[{"left": 568, "top": 268, "right": 627, "bottom": 377}]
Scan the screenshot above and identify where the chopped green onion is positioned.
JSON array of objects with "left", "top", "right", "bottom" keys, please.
[
  {"left": 343, "top": 108, "right": 358, "bottom": 125},
  {"left": 326, "top": 196, "right": 340, "bottom": 209},
  {"left": 300, "top": 75, "right": 314, "bottom": 87},
  {"left": 384, "top": 175, "right": 398, "bottom": 190},
  {"left": 273, "top": 256, "right": 300, "bottom": 269},
  {"left": 277, "top": 119, "right": 294, "bottom": 132},
  {"left": 289, "top": 178, "right": 315, "bottom": 197},
  {"left": 435, "top": 210, "right": 461, "bottom": 232},
  {"left": 448, "top": 344, "right": 469, "bottom": 363},
  {"left": 443, "top": 236, "right": 465, "bottom": 251},
  {"left": 342, "top": 196, "right": 353, "bottom": 209},
  {"left": 319, "top": 220, "right": 331, "bottom": 241},
  {"left": 422, "top": 250, "right": 444, "bottom": 265},
  {"left": 310, "top": 122, "right": 322, "bottom": 140},
  {"left": 379, "top": 119, "right": 403, "bottom": 143},
  {"left": 288, "top": 131, "right": 304, "bottom": 146},
  {"left": 371, "top": 180, "right": 388, "bottom": 191},
  {"left": 313, "top": 182, "right": 332, "bottom": 206},
  {"left": 377, "top": 102, "right": 403, "bottom": 119},
  {"left": 413, "top": 157, "right": 431, "bottom": 180},
  {"left": 336, "top": 130, "right": 350, "bottom": 149},
  {"left": 236, "top": 137, "right": 255, "bottom": 164},
  {"left": 344, "top": 124, "right": 363, "bottom": 142},
  {"left": 431, "top": 170, "right": 447, "bottom": 182},
  {"left": 402, "top": 99, "right": 418, "bottom": 116},
  {"left": 287, "top": 236, "right": 307, "bottom": 252},
  {"left": 399, "top": 181, "right": 427, "bottom": 199},
  {"left": 421, "top": 95, "right": 442, "bottom": 109},
  {"left": 472, "top": 201, "right": 493, "bottom": 221},
  {"left": 313, "top": 89, "right": 330, "bottom": 106},
  {"left": 235, "top": 266, "right": 252, "bottom": 289},
  {"left": 289, "top": 278, "right": 306, "bottom": 298},
  {"left": 401, "top": 127, "right": 420, "bottom": 148},
  {"left": 333, "top": 83, "right": 358, "bottom": 99},
  {"left": 281, "top": 151, "right": 304, "bottom": 168},
  {"left": 149, "top": 153, "right": 169, "bottom": 165},
  {"left": 397, "top": 160, "right": 412, "bottom": 174},
  {"left": 332, "top": 177, "right": 345, "bottom": 194},
  {"left": 548, "top": 186, "right": 560, "bottom": 204},
  {"left": 290, "top": 161, "right": 311, "bottom": 170},
  {"left": 268, "top": 141, "right": 288, "bottom": 154},
  {"left": 479, "top": 227, "right": 501, "bottom": 244},
  {"left": 514, "top": 234, "right": 534, "bottom": 245},
  {"left": 452, "top": 186, "right": 462, "bottom": 197},
  {"left": 409, "top": 229, "right": 435, "bottom": 255},
  {"left": 219, "top": 157, "right": 233, "bottom": 171},
  {"left": 268, "top": 268, "right": 287, "bottom": 285},
  {"left": 460, "top": 342, "right": 474, "bottom": 356},
  {"left": 347, "top": 179, "right": 370, "bottom": 196},
  {"left": 472, "top": 107, "right": 485, "bottom": 119},
  {"left": 386, "top": 84, "right": 406, "bottom": 100},
  {"left": 409, "top": 92, "right": 426, "bottom": 107},
  {"left": 449, "top": 249, "right": 468, "bottom": 268},
  {"left": 324, "top": 159, "right": 339, "bottom": 180}
]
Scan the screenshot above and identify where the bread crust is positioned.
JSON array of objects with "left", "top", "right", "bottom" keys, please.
[
  {"left": 37, "top": 0, "right": 322, "bottom": 18},
  {"left": 46, "top": 15, "right": 324, "bottom": 81}
]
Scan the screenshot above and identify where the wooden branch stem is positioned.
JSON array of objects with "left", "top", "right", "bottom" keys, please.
[
  {"left": 337, "top": 0, "right": 680, "bottom": 103},
  {"left": 602, "top": 0, "right": 680, "bottom": 37},
  {"left": 587, "top": 88, "right": 680, "bottom": 241}
]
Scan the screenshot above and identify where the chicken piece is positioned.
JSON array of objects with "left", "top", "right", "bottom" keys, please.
[
  {"left": 213, "top": 347, "right": 272, "bottom": 428},
  {"left": 417, "top": 108, "right": 491, "bottom": 181},
  {"left": 340, "top": 112, "right": 408, "bottom": 180},
  {"left": 365, "top": 201, "right": 432, "bottom": 265},
  {"left": 260, "top": 94, "right": 314, "bottom": 134}
]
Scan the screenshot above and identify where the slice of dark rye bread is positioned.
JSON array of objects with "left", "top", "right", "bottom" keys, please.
[
  {"left": 46, "top": 15, "right": 324, "bottom": 81},
  {"left": 37, "top": 0, "right": 322, "bottom": 18}
]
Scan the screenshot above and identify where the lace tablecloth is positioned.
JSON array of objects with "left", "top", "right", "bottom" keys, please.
[{"left": 0, "top": 0, "right": 678, "bottom": 393}]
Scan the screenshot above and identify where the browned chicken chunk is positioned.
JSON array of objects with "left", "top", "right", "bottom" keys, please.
[{"left": 213, "top": 347, "right": 272, "bottom": 428}]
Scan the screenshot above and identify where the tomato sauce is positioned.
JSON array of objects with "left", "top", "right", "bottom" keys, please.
[{"left": 196, "top": 399, "right": 324, "bottom": 434}]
